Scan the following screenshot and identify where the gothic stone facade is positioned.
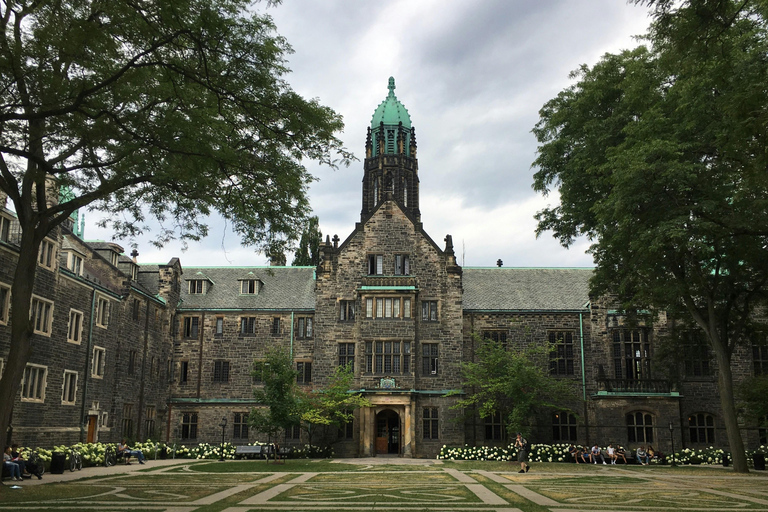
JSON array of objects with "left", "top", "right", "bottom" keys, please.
[{"left": 1, "top": 80, "right": 766, "bottom": 457}]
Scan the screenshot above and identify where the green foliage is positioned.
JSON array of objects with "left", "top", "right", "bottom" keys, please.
[
  {"left": 300, "top": 364, "right": 370, "bottom": 442},
  {"left": 250, "top": 348, "right": 304, "bottom": 439},
  {"left": 532, "top": 0, "right": 768, "bottom": 472},
  {"left": 292, "top": 216, "right": 322, "bottom": 266},
  {"left": 450, "top": 334, "right": 578, "bottom": 438},
  {"left": 0, "top": 0, "right": 352, "bottom": 466},
  {"left": 737, "top": 375, "right": 768, "bottom": 424}
]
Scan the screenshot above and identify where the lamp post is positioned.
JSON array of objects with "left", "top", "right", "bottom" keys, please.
[
  {"left": 668, "top": 421, "right": 676, "bottom": 467},
  {"left": 219, "top": 417, "right": 227, "bottom": 461}
]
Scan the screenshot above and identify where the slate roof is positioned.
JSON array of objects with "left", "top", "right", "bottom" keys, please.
[
  {"left": 178, "top": 266, "right": 315, "bottom": 311},
  {"left": 462, "top": 268, "right": 593, "bottom": 312}
]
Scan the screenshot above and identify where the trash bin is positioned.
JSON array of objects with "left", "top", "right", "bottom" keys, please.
[
  {"left": 722, "top": 452, "right": 729, "bottom": 467},
  {"left": 754, "top": 453, "right": 766, "bottom": 471},
  {"left": 159, "top": 446, "right": 168, "bottom": 460},
  {"left": 50, "top": 452, "right": 66, "bottom": 474}
]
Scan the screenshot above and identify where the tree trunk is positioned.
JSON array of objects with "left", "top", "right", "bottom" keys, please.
[
  {"left": 713, "top": 345, "right": 749, "bottom": 473},
  {"left": 0, "top": 225, "right": 43, "bottom": 447}
]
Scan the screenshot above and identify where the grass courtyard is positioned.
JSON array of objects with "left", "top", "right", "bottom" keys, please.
[{"left": 1, "top": 459, "right": 767, "bottom": 512}]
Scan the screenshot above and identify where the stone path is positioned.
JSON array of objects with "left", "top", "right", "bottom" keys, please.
[{"left": 1, "top": 460, "right": 767, "bottom": 512}]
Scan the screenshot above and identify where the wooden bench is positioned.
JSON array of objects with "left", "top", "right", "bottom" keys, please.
[{"left": 234, "top": 445, "right": 264, "bottom": 460}]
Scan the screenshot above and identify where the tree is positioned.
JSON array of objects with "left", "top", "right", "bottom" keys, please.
[
  {"left": 450, "top": 334, "right": 578, "bottom": 439},
  {"left": 0, "top": 0, "right": 350, "bottom": 447},
  {"left": 291, "top": 215, "right": 322, "bottom": 266},
  {"left": 250, "top": 348, "right": 304, "bottom": 460},
  {"left": 532, "top": 0, "right": 768, "bottom": 472},
  {"left": 299, "top": 363, "right": 370, "bottom": 447}
]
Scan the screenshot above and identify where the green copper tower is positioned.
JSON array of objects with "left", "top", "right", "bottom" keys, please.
[{"left": 362, "top": 77, "right": 420, "bottom": 221}]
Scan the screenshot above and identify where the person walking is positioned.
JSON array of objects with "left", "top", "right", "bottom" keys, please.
[{"left": 515, "top": 433, "right": 530, "bottom": 473}]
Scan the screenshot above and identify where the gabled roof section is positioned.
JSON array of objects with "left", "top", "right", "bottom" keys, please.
[
  {"left": 463, "top": 267, "right": 592, "bottom": 312},
  {"left": 179, "top": 266, "right": 315, "bottom": 311}
]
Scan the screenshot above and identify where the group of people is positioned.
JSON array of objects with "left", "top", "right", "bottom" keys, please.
[
  {"left": 3, "top": 445, "right": 42, "bottom": 481},
  {"left": 568, "top": 443, "right": 661, "bottom": 465}
]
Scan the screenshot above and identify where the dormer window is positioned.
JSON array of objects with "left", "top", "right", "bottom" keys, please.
[
  {"left": 188, "top": 280, "right": 207, "bottom": 294},
  {"left": 38, "top": 238, "right": 56, "bottom": 270},
  {"left": 65, "top": 251, "right": 84, "bottom": 276},
  {"left": 240, "top": 279, "right": 259, "bottom": 295},
  {"left": 109, "top": 251, "right": 119, "bottom": 267}
]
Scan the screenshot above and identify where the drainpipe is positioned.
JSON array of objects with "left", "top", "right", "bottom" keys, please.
[
  {"left": 290, "top": 311, "right": 295, "bottom": 359},
  {"left": 79, "top": 289, "right": 98, "bottom": 442},
  {"left": 580, "top": 312, "right": 590, "bottom": 445}
]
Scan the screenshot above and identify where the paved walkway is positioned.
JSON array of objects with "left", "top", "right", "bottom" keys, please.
[{"left": 2, "top": 458, "right": 767, "bottom": 512}]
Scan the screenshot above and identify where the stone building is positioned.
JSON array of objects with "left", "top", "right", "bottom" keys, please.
[{"left": 0, "top": 78, "right": 766, "bottom": 457}]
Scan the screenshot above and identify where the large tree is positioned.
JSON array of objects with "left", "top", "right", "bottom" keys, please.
[
  {"left": 291, "top": 215, "right": 321, "bottom": 266},
  {"left": 0, "top": 0, "right": 350, "bottom": 447},
  {"left": 451, "top": 335, "right": 578, "bottom": 440},
  {"left": 532, "top": 0, "right": 768, "bottom": 472}
]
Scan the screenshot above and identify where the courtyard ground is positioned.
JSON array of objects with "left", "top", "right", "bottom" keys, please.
[{"left": 0, "top": 457, "right": 766, "bottom": 512}]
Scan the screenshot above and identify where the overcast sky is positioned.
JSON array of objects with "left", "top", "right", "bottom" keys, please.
[{"left": 89, "top": 0, "right": 652, "bottom": 268}]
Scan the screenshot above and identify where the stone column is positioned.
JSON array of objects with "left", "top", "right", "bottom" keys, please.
[{"left": 403, "top": 403, "right": 413, "bottom": 457}]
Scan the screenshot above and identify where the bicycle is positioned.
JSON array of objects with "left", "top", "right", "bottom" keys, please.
[
  {"left": 103, "top": 444, "right": 117, "bottom": 467},
  {"left": 68, "top": 447, "right": 83, "bottom": 471},
  {"left": 25, "top": 449, "right": 45, "bottom": 479}
]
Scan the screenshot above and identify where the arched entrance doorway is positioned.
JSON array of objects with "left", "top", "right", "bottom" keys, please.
[{"left": 375, "top": 409, "right": 400, "bottom": 455}]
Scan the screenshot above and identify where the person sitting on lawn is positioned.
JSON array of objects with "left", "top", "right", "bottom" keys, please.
[
  {"left": 591, "top": 444, "right": 607, "bottom": 464},
  {"left": 568, "top": 444, "right": 581, "bottom": 463},
  {"left": 607, "top": 444, "right": 617, "bottom": 464},
  {"left": 118, "top": 439, "right": 146, "bottom": 465},
  {"left": 614, "top": 445, "right": 628, "bottom": 464},
  {"left": 3, "top": 446, "right": 22, "bottom": 481},
  {"left": 636, "top": 446, "right": 650, "bottom": 465},
  {"left": 579, "top": 445, "right": 592, "bottom": 463}
]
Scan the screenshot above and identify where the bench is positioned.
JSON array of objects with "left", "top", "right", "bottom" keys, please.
[{"left": 235, "top": 445, "right": 264, "bottom": 460}]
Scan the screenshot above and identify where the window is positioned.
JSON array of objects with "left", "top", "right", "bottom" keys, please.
[
  {"left": 0, "top": 214, "right": 11, "bottom": 242},
  {"left": 394, "top": 254, "right": 410, "bottom": 275},
  {"left": 612, "top": 329, "right": 650, "bottom": 379},
  {"left": 109, "top": 251, "right": 119, "bottom": 267},
  {"left": 188, "top": 280, "right": 206, "bottom": 294},
  {"left": 0, "top": 283, "right": 9, "bottom": 324},
  {"left": 233, "top": 412, "right": 249, "bottom": 439},
  {"left": 483, "top": 330, "right": 508, "bottom": 348},
  {"left": 339, "top": 343, "right": 355, "bottom": 370},
  {"left": 423, "top": 407, "right": 439, "bottom": 440},
  {"left": 296, "top": 317, "right": 313, "bottom": 338},
  {"left": 132, "top": 299, "right": 140, "bottom": 321},
  {"left": 31, "top": 296, "right": 53, "bottom": 335},
  {"left": 128, "top": 350, "right": 137, "bottom": 375},
  {"left": 421, "top": 301, "right": 438, "bottom": 322},
  {"left": 95, "top": 296, "right": 110, "bottom": 328},
  {"left": 753, "top": 334, "right": 768, "bottom": 376},
  {"left": 296, "top": 361, "right": 312, "bottom": 384},
  {"left": 626, "top": 412, "right": 654, "bottom": 444},
  {"left": 485, "top": 412, "right": 504, "bottom": 441},
  {"left": 99, "top": 412, "right": 109, "bottom": 429},
  {"left": 145, "top": 406, "right": 156, "bottom": 439},
  {"left": 339, "top": 411, "right": 354, "bottom": 440},
  {"left": 183, "top": 317, "right": 200, "bottom": 338},
  {"left": 66, "top": 252, "right": 84, "bottom": 275},
  {"left": 365, "top": 341, "right": 411, "bottom": 374},
  {"left": 367, "top": 254, "right": 384, "bottom": 275},
  {"left": 549, "top": 331, "right": 575, "bottom": 376},
  {"left": 213, "top": 360, "right": 230, "bottom": 382},
  {"left": 92, "top": 347, "right": 106, "bottom": 378},
  {"left": 252, "top": 361, "right": 266, "bottom": 384},
  {"left": 682, "top": 330, "right": 712, "bottom": 377},
  {"left": 285, "top": 425, "right": 301, "bottom": 441},
  {"left": 422, "top": 343, "right": 438, "bottom": 375},
  {"left": 340, "top": 300, "right": 355, "bottom": 321},
  {"left": 122, "top": 404, "right": 133, "bottom": 438},
  {"left": 363, "top": 296, "right": 411, "bottom": 319},
  {"left": 272, "top": 317, "right": 281, "bottom": 335},
  {"left": 21, "top": 364, "right": 46, "bottom": 401},
  {"left": 240, "top": 279, "right": 258, "bottom": 294},
  {"left": 688, "top": 413, "right": 715, "bottom": 444},
  {"left": 240, "top": 316, "right": 255, "bottom": 335},
  {"left": 552, "top": 411, "right": 578, "bottom": 441},
  {"left": 181, "top": 412, "right": 197, "bottom": 440},
  {"left": 67, "top": 310, "right": 83, "bottom": 344},
  {"left": 38, "top": 238, "right": 55, "bottom": 269},
  {"left": 62, "top": 370, "right": 77, "bottom": 404},
  {"left": 179, "top": 361, "right": 189, "bottom": 384},
  {"left": 215, "top": 317, "right": 224, "bottom": 336}
]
